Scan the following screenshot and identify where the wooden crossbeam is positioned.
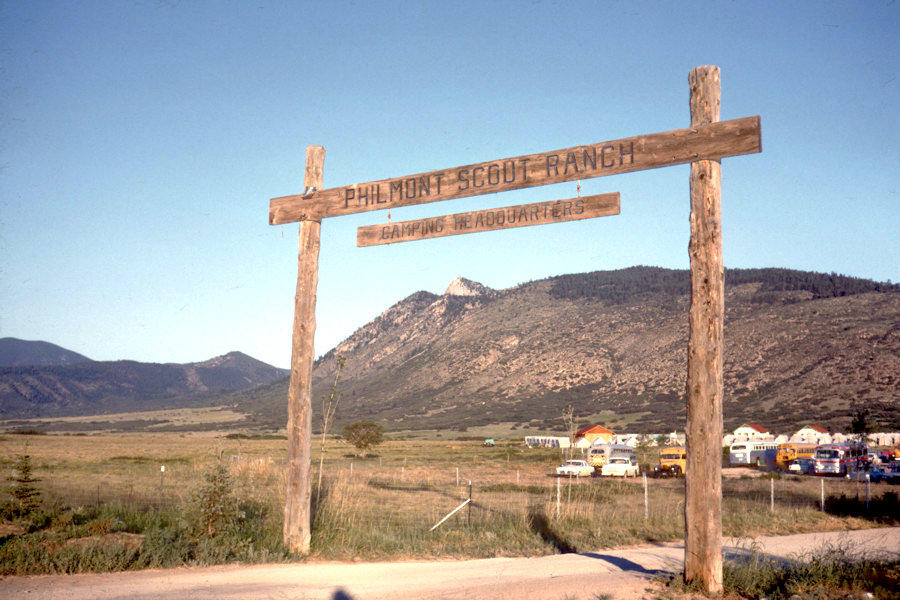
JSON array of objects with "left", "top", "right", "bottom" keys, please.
[{"left": 269, "top": 116, "right": 760, "bottom": 224}]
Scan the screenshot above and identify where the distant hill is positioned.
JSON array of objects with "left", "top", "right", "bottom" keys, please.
[
  {"left": 0, "top": 350, "right": 289, "bottom": 418},
  {"left": 224, "top": 267, "right": 899, "bottom": 436},
  {"left": 0, "top": 338, "right": 93, "bottom": 367}
]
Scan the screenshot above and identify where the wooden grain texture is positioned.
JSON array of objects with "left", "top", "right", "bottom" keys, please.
[
  {"left": 356, "top": 193, "right": 619, "bottom": 247},
  {"left": 269, "top": 116, "right": 760, "bottom": 224},
  {"left": 283, "top": 145, "right": 324, "bottom": 555},
  {"left": 684, "top": 65, "right": 725, "bottom": 594}
]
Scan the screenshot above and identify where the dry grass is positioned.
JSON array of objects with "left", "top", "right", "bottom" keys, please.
[
  {"left": 1, "top": 407, "right": 248, "bottom": 431},
  {"left": 1, "top": 433, "right": 895, "bottom": 565}
]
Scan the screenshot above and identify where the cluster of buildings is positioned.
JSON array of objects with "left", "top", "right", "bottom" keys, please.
[{"left": 524, "top": 423, "right": 900, "bottom": 449}]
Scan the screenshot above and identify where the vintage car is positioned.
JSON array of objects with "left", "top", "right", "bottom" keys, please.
[
  {"left": 788, "top": 458, "right": 815, "bottom": 474},
  {"left": 600, "top": 457, "right": 640, "bottom": 478},
  {"left": 555, "top": 459, "right": 595, "bottom": 477}
]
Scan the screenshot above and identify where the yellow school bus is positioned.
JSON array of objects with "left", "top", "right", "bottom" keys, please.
[
  {"left": 653, "top": 447, "right": 687, "bottom": 477},
  {"left": 776, "top": 442, "right": 818, "bottom": 467}
]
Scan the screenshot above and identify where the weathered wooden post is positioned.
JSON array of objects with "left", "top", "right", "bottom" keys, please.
[
  {"left": 684, "top": 65, "right": 724, "bottom": 594},
  {"left": 283, "top": 145, "right": 325, "bottom": 554}
]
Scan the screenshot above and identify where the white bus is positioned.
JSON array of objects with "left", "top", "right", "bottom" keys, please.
[
  {"left": 813, "top": 442, "right": 868, "bottom": 476},
  {"left": 524, "top": 436, "right": 570, "bottom": 449},
  {"left": 588, "top": 444, "right": 636, "bottom": 469},
  {"left": 729, "top": 441, "right": 778, "bottom": 467}
]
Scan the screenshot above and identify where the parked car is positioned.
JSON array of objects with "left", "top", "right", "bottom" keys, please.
[
  {"left": 788, "top": 458, "right": 815, "bottom": 474},
  {"left": 600, "top": 457, "right": 640, "bottom": 478},
  {"left": 884, "top": 465, "right": 900, "bottom": 485},
  {"left": 864, "top": 466, "right": 889, "bottom": 483},
  {"left": 851, "top": 465, "right": 900, "bottom": 484},
  {"left": 556, "top": 459, "right": 594, "bottom": 477}
]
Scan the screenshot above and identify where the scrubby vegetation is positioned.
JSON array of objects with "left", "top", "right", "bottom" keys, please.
[
  {"left": 0, "top": 452, "right": 286, "bottom": 575},
  {"left": 661, "top": 539, "right": 900, "bottom": 600}
]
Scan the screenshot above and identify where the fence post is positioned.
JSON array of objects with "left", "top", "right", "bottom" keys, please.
[
  {"left": 770, "top": 477, "right": 774, "bottom": 513},
  {"left": 556, "top": 476, "right": 561, "bottom": 519},
  {"left": 643, "top": 473, "right": 649, "bottom": 521},
  {"left": 821, "top": 478, "right": 825, "bottom": 511},
  {"left": 467, "top": 481, "right": 472, "bottom": 527},
  {"left": 865, "top": 475, "right": 870, "bottom": 511}
]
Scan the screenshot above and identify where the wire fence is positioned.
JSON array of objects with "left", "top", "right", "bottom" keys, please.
[{"left": 34, "top": 459, "right": 897, "bottom": 531}]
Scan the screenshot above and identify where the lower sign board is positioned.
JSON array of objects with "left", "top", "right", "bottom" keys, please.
[{"left": 356, "top": 192, "right": 619, "bottom": 247}]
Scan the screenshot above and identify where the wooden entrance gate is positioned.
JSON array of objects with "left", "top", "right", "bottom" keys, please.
[{"left": 268, "top": 65, "right": 761, "bottom": 593}]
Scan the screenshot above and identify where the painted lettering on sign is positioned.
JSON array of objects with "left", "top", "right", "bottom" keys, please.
[
  {"left": 457, "top": 159, "right": 529, "bottom": 192},
  {"left": 357, "top": 193, "right": 620, "bottom": 247},
  {"left": 381, "top": 217, "right": 446, "bottom": 241},
  {"left": 452, "top": 199, "right": 584, "bottom": 231},
  {"left": 342, "top": 147, "right": 633, "bottom": 211}
]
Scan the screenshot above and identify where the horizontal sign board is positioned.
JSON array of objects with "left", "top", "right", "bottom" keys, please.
[
  {"left": 270, "top": 115, "right": 760, "bottom": 224},
  {"left": 356, "top": 193, "right": 620, "bottom": 247}
]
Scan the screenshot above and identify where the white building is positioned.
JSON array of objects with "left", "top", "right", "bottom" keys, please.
[
  {"left": 732, "top": 423, "right": 772, "bottom": 441},
  {"left": 793, "top": 425, "right": 830, "bottom": 444}
]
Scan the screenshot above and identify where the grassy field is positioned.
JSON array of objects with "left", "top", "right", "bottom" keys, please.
[{"left": 1, "top": 431, "right": 897, "bottom": 589}]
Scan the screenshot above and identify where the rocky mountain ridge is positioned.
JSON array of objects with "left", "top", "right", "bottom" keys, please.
[{"left": 294, "top": 267, "right": 898, "bottom": 435}]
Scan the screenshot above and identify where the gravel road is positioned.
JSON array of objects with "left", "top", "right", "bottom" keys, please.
[{"left": 2, "top": 527, "right": 897, "bottom": 600}]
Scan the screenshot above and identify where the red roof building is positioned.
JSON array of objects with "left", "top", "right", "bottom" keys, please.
[{"left": 574, "top": 424, "right": 615, "bottom": 445}]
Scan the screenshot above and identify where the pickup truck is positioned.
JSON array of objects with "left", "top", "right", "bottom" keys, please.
[{"left": 600, "top": 457, "right": 640, "bottom": 478}]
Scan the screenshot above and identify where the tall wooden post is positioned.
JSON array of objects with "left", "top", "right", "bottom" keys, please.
[
  {"left": 283, "top": 145, "right": 325, "bottom": 554},
  {"left": 684, "top": 65, "right": 724, "bottom": 594}
]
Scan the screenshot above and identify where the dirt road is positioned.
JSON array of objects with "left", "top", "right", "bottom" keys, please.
[{"left": 2, "top": 528, "right": 897, "bottom": 600}]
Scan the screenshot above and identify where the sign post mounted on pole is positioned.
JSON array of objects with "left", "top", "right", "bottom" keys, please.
[
  {"left": 685, "top": 65, "right": 725, "bottom": 594},
  {"left": 283, "top": 145, "right": 324, "bottom": 556},
  {"left": 271, "top": 66, "right": 759, "bottom": 593}
]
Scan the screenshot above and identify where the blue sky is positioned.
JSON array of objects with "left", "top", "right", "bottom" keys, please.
[{"left": 1, "top": 1, "right": 897, "bottom": 369}]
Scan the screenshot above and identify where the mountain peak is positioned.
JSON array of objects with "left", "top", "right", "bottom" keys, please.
[{"left": 444, "top": 277, "right": 493, "bottom": 297}]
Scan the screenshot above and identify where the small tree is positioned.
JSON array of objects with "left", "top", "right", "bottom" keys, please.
[
  {"left": 561, "top": 404, "right": 577, "bottom": 459},
  {"left": 317, "top": 354, "right": 345, "bottom": 506},
  {"left": 194, "top": 454, "right": 238, "bottom": 537},
  {"left": 848, "top": 407, "right": 878, "bottom": 446},
  {"left": 7, "top": 450, "right": 42, "bottom": 516},
  {"left": 342, "top": 422, "right": 385, "bottom": 458},
  {"left": 634, "top": 433, "right": 655, "bottom": 469}
]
